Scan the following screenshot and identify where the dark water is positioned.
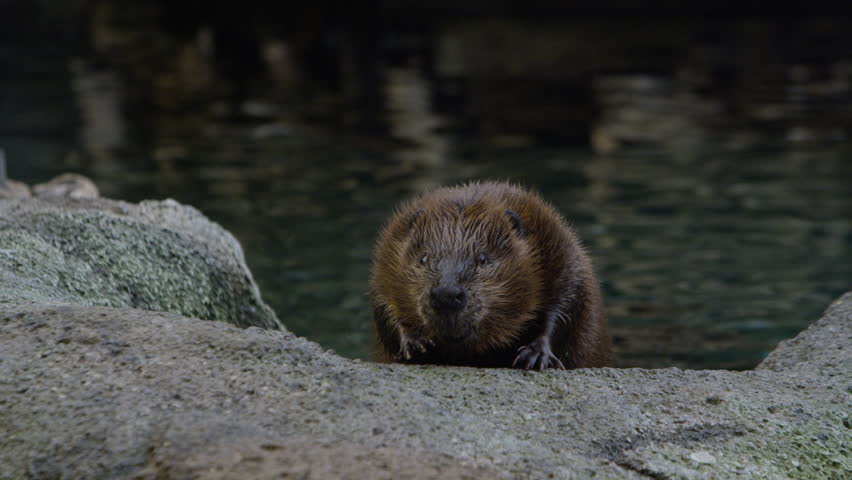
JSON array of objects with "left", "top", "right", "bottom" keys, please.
[{"left": 2, "top": 6, "right": 851, "bottom": 369}]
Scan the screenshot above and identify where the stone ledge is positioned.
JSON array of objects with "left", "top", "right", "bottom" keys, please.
[
  {"left": 1, "top": 195, "right": 847, "bottom": 479},
  {"left": 1, "top": 300, "right": 848, "bottom": 479}
]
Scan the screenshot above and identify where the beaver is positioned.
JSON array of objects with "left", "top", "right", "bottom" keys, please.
[{"left": 369, "top": 181, "right": 612, "bottom": 370}]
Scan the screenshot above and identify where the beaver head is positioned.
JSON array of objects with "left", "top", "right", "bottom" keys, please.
[{"left": 372, "top": 192, "right": 545, "bottom": 355}]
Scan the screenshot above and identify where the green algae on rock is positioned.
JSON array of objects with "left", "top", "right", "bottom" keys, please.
[{"left": 0, "top": 197, "right": 281, "bottom": 330}]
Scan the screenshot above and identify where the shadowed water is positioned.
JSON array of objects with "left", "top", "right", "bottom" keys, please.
[{"left": 8, "top": 124, "right": 850, "bottom": 370}]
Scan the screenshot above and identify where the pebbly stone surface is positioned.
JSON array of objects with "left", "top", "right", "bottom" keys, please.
[
  {"left": 1, "top": 296, "right": 849, "bottom": 480},
  {"left": 0, "top": 197, "right": 281, "bottom": 330}
]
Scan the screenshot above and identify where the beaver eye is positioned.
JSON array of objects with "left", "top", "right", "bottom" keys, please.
[
  {"left": 478, "top": 253, "right": 489, "bottom": 266},
  {"left": 420, "top": 254, "right": 428, "bottom": 265}
]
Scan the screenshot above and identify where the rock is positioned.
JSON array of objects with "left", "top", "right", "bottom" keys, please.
[
  {"left": 0, "top": 148, "right": 30, "bottom": 199},
  {"left": 32, "top": 172, "right": 99, "bottom": 199},
  {"left": 757, "top": 291, "right": 852, "bottom": 376},
  {"left": 0, "top": 294, "right": 849, "bottom": 479},
  {"left": 0, "top": 179, "right": 31, "bottom": 199},
  {"left": 149, "top": 436, "right": 498, "bottom": 480},
  {"left": 0, "top": 194, "right": 847, "bottom": 479},
  {"left": 688, "top": 450, "right": 716, "bottom": 465},
  {"left": 0, "top": 197, "right": 281, "bottom": 330}
]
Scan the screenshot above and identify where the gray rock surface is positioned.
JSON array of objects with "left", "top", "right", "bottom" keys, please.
[
  {"left": 757, "top": 292, "right": 851, "bottom": 377},
  {"left": 0, "top": 197, "right": 281, "bottom": 330},
  {"left": 0, "top": 196, "right": 847, "bottom": 479},
  {"left": 0, "top": 179, "right": 31, "bottom": 199},
  {"left": 1, "top": 296, "right": 849, "bottom": 479},
  {"left": 32, "top": 173, "right": 100, "bottom": 199}
]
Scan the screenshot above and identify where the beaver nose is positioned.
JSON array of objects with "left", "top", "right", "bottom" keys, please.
[{"left": 430, "top": 285, "right": 466, "bottom": 312}]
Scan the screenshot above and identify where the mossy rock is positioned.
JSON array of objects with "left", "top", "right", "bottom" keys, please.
[{"left": 0, "top": 197, "right": 281, "bottom": 330}]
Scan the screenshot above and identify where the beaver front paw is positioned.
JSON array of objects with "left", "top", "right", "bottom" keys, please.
[
  {"left": 397, "top": 332, "right": 434, "bottom": 361},
  {"left": 512, "top": 337, "right": 565, "bottom": 370}
]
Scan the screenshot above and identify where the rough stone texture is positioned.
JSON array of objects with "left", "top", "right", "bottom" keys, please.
[
  {"left": 0, "top": 179, "right": 31, "bottom": 198},
  {"left": 0, "top": 197, "right": 281, "bottom": 330},
  {"left": 757, "top": 292, "right": 851, "bottom": 376},
  {"left": 0, "top": 196, "right": 847, "bottom": 479},
  {"left": 32, "top": 173, "right": 100, "bottom": 199},
  {"left": 1, "top": 297, "right": 849, "bottom": 479}
]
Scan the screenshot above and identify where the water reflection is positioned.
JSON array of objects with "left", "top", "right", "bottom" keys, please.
[
  {"left": 53, "top": 130, "right": 844, "bottom": 370},
  {"left": 592, "top": 74, "right": 721, "bottom": 154},
  {"left": 70, "top": 60, "right": 127, "bottom": 155},
  {"left": 386, "top": 66, "right": 455, "bottom": 190}
]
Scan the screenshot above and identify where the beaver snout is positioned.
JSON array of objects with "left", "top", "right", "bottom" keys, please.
[{"left": 430, "top": 284, "right": 466, "bottom": 313}]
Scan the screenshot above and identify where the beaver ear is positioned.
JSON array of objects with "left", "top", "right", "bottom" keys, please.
[
  {"left": 505, "top": 210, "right": 526, "bottom": 237},
  {"left": 407, "top": 209, "right": 425, "bottom": 231}
]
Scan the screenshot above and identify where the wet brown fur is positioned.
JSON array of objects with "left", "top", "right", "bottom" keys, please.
[{"left": 369, "top": 181, "right": 613, "bottom": 369}]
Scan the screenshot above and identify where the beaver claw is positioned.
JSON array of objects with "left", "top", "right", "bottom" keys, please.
[
  {"left": 512, "top": 338, "right": 565, "bottom": 370},
  {"left": 398, "top": 334, "right": 434, "bottom": 360}
]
